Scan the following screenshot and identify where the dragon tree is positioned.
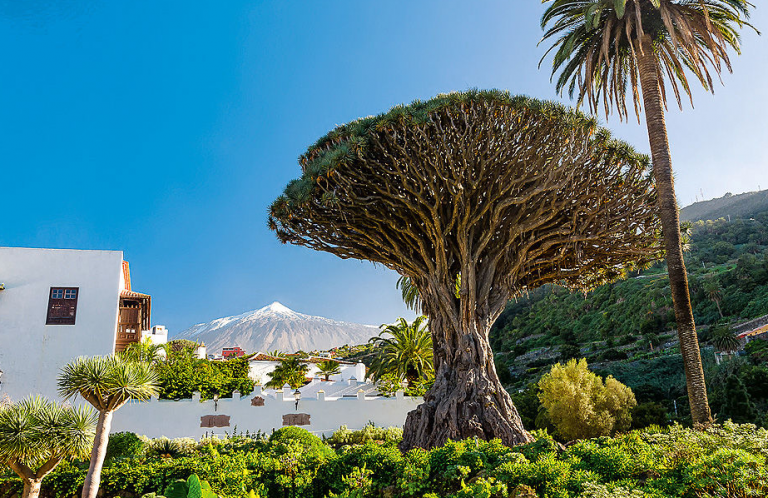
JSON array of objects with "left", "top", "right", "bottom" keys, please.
[{"left": 269, "top": 90, "right": 661, "bottom": 450}]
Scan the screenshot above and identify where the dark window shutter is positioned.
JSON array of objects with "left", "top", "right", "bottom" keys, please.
[{"left": 46, "top": 287, "right": 79, "bottom": 325}]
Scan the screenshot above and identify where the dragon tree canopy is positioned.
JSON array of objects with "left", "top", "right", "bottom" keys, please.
[{"left": 269, "top": 89, "right": 661, "bottom": 302}]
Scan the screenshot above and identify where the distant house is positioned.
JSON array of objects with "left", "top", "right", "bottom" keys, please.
[
  {"left": 248, "top": 352, "right": 366, "bottom": 384},
  {"left": 737, "top": 323, "right": 768, "bottom": 344},
  {"left": 222, "top": 346, "right": 245, "bottom": 358},
  {"left": 0, "top": 247, "right": 162, "bottom": 401}
]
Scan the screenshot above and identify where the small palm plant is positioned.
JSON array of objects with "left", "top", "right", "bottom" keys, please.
[
  {"left": 58, "top": 355, "right": 159, "bottom": 498},
  {"left": 0, "top": 396, "right": 96, "bottom": 498},
  {"left": 712, "top": 325, "right": 740, "bottom": 354},
  {"left": 316, "top": 360, "right": 342, "bottom": 381},
  {"left": 120, "top": 338, "right": 165, "bottom": 364},
  {"left": 368, "top": 316, "right": 433, "bottom": 385},
  {"left": 265, "top": 357, "right": 309, "bottom": 388}
]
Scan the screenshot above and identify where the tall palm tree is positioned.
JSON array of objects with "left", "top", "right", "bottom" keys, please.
[
  {"left": 368, "top": 316, "right": 433, "bottom": 385},
  {"left": 58, "top": 355, "right": 159, "bottom": 498},
  {"left": 265, "top": 357, "right": 309, "bottom": 389},
  {"left": 315, "top": 360, "right": 342, "bottom": 381},
  {"left": 0, "top": 397, "right": 95, "bottom": 498},
  {"left": 703, "top": 278, "right": 725, "bottom": 318},
  {"left": 540, "top": 0, "right": 756, "bottom": 425}
]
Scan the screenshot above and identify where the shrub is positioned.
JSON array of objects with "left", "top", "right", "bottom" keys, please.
[
  {"left": 324, "top": 424, "right": 402, "bottom": 448},
  {"left": 106, "top": 432, "right": 146, "bottom": 462},
  {"left": 269, "top": 426, "right": 325, "bottom": 450},
  {"left": 538, "top": 359, "right": 636, "bottom": 440},
  {"left": 631, "top": 402, "right": 670, "bottom": 430}
]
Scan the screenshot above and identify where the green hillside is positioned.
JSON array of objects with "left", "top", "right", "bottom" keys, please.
[{"left": 491, "top": 203, "right": 768, "bottom": 427}]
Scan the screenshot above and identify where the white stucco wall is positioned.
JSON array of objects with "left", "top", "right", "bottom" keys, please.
[
  {"left": 110, "top": 384, "right": 422, "bottom": 439},
  {"left": 0, "top": 247, "right": 123, "bottom": 401}
]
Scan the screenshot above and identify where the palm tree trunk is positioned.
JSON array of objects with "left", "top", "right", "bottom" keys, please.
[
  {"left": 637, "top": 36, "right": 712, "bottom": 425},
  {"left": 81, "top": 410, "right": 113, "bottom": 498},
  {"left": 400, "top": 311, "right": 532, "bottom": 450},
  {"left": 22, "top": 478, "right": 43, "bottom": 498},
  {"left": 714, "top": 299, "right": 724, "bottom": 319}
]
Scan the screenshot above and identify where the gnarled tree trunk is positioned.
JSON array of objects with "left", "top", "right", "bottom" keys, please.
[
  {"left": 401, "top": 312, "right": 532, "bottom": 450},
  {"left": 637, "top": 36, "right": 712, "bottom": 425}
]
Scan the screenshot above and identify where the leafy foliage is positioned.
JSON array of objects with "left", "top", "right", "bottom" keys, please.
[
  {"left": 538, "top": 359, "right": 636, "bottom": 440},
  {"left": 4, "top": 423, "right": 768, "bottom": 498},
  {"left": 154, "top": 346, "right": 253, "bottom": 400}
]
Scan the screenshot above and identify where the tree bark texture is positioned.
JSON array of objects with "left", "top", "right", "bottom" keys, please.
[
  {"left": 637, "top": 37, "right": 712, "bottom": 425},
  {"left": 270, "top": 93, "right": 663, "bottom": 449},
  {"left": 81, "top": 410, "right": 113, "bottom": 498},
  {"left": 22, "top": 479, "right": 42, "bottom": 498},
  {"left": 400, "top": 312, "right": 532, "bottom": 450}
]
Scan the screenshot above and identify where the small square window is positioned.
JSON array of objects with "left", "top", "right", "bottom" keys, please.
[{"left": 46, "top": 287, "right": 79, "bottom": 325}]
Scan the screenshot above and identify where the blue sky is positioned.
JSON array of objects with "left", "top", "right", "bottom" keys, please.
[{"left": 1, "top": 1, "right": 766, "bottom": 334}]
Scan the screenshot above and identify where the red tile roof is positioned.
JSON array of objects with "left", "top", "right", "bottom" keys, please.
[{"left": 120, "top": 290, "right": 151, "bottom": 299}]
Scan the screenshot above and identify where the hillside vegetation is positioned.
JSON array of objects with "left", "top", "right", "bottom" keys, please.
[{"left": 490, "top": 203, "right": 768, "bottom": 427}]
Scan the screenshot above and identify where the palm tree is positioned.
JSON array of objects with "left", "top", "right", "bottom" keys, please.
[
  {"left": 315, "top": 360, "right": 342, "bottom": 381},
  {"left": 703, "top": 278, "right": 725, "bottom": 318},
  {"left": 120, "top": 338, "right": 165, "bottom": 364},
  {"left": 58, "top": 355, "right": 159, "bottom": 498},
  {"left": 396, "top": 276, "right": 422, "bottom": 312},
  {"left": 0, "top": 396, "right": 95, "bottom": 498},
  {"left": 265, "top": 357, "right": 309, "bottom": 389},
  {"left": 368, "top": 316, "right": 433, "bottom": 385},
  {"left": 711, "top": 325, "right": 740, "bottom": 354},
  {"left": 540, "top": 0, "right": 756, "bottom": 426}
]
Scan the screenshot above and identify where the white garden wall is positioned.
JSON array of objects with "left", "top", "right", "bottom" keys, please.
[{"left": 111, "top": 383, "right": 422, "bottom": 439}]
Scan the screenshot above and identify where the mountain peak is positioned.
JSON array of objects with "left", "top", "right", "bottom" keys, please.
[
  {"left": 264, "top": 301, "right": 293, "bottom": 314},
  {"left": 175, "top": 303, "right": 378, "bottom": 353}
]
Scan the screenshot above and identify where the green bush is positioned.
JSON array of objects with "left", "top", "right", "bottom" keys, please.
[
  {"left": 538, "top": 359, "right": 637, "bottom": 440},
  {"left": 106, "top": 432, "right": 147, "bottom": 462},
  {"left": 269, "top": 426, "right": 325, "bottom": 450}
]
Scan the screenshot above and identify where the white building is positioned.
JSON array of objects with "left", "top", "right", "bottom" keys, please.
[{"left": 0, "top": 247, "right": 158, "bottom": 401}]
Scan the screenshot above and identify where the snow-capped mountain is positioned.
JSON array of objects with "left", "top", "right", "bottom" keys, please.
[{"left": 173, "top": 302, "right": 380, "bottom": 354}]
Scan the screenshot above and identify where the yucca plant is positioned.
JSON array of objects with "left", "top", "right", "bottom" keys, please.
[
  {"left": 58, "top": 355, "right": 159, "bottom": 498},
  {"left": 0, "top": 396, "right": 96, "bottom": 498},
  {"left": 540, "top": 0, "right": 757, "bottom": 425}
]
